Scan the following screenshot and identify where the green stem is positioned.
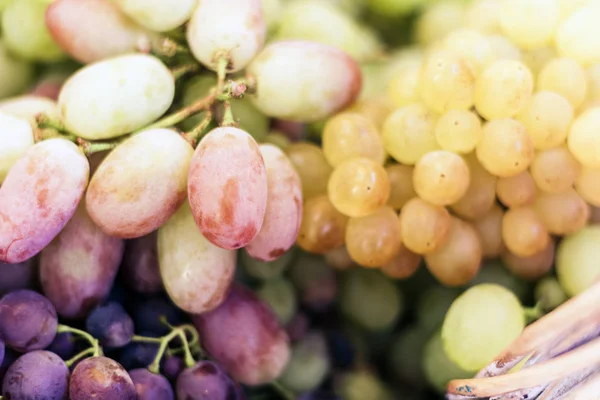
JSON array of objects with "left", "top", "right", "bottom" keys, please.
[
  {"left": 171, "top": 63, "right": 200, "bottom": 80},
  {"left": 271, "top": 381, "right": 295, "bottom": 400},
  {"left": 182, "top": 111, "right": 212, "bottom": 147},
  {"left": 132, "top": 335, "right": 163, "bottom": 344},
  {"left": 177, "top": 331, "right": 196, "bottom": 368},
  {"left": 79, "top": 139, "right": 120, "bottom": 156},
  {"left": 524, "top": 303, "right": 545, "bottom": 322},
  {"left": 221, "top": 101, "right": 236, "bottom": 127},
  {"left": 65, "top": 348, "right": 95, "bottom": 368},
  {"left": 137, "top": 93, "right": 216, "bottom": 132},
  {"left": 215, "top": 53, "right": 229, "bottom": 94},
  {"left": 57, "top": 325, "right": 101, "bottom": 357},
  {"left": 135, "top": 324, "right": 200, "bottom": 374},
  {"left": 158, "top": 38, "right": 191, "bottom": 57}
]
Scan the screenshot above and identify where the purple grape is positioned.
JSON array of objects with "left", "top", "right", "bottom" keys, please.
[
  {"left": 118, "top": 341, "right": 159, "bottom": 371},
  {"left": 162, "top": 356, "right": 184, "bottom": 382},
  {"left": 121, "top": 232, "right": 163, "bottom": 294},
  {"left": 86, "top": 302, "right": 134, "bottom": 348},
  {"left": 2, "top": 350, "right": 69, "bottom": 400},
  {"left": 0, "top": 289, "right": 57, "bottom": 352},
  {"left": 129, "top": 369, "right": 174, "bottom": 400},
  {"left": 130, "top": 296, "right": 185, "bottom": 337},
  {"left": 0, "top": 259, "right": 37, "bottom": 296},
  {"left": 0, "top": 348, "right": 17, "bottom": 383},
  {"left": 286, "top": 312, "right": 310, "bottom": 343},
  {"left": 289, "top": 253, "right": 337, "bottom": 312},
  {"left": 0, "top": 340, "right": 4, "bottom": 366},
  {"left": 47, "top": 332, "right": 76, "bottom": 360},
  {"left": 298, "top": 391, "right": 341, "bottom": 400},
  {"left": 69, "top": 356, "right": 136, "bottom": 400},
  {"left": 176, "top": 361, "right": 240, "bottom": 400}
]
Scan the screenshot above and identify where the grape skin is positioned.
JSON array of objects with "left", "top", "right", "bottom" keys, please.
[
  {"left": 413, "top": 150, "right": 471, "bottom": 206},
  {"left": 450, "top": 154, "right": 497, "bottom": 220},
  {"left": 502, "top": 206, "right": 550, "bottom": 257},
  {"left": 0, "top": 259, "right": 36, "bottom": 296},
  {"left": 496, "top": 170, "right": 538, "bottom": 208},
  {"left": 0, "top": 112, "right": 33, "bottom": 183},
  {"left": 556, "top": 226, "right": 600, "bottom": 296},
  {"left": 289, "top": 253, "right": 337, "bottom": 312},
  {"left": 2, "top": 351, "right": 69, "bottom": 400},
  {"left": 502, "top": 239, "right": 555, "bottom": 281},
  {"left": 69, "top": 356, "right": 136, "bottom": 400},
  {"left": 120, "top": 232, "right": 163, "bottom": 294},
  {"left": 399, "top": 197, "right": 452, "bottom": 255},
  {"left": 0, "top": 95, "right": 60, "bottom": 122},
  {"left": 385, "top": 164, "right": 417, "bottom": 210},
  {"left": 113, "top": 0, "right": 196, "bottom": 32},
  {"left": 296, "top": 195, "right": 348, "bottom": 254},
  {"left": 176, "top": 361, "right": 241, "bottom": 400},
  {"left": 85, "top": 302, "right": 134, "bottom": 349},
  {"left": 285, "top": 143, "right": 333, "bottom": 200},
  {"left": 279, "top": 332, "right": 331, "bottom": 393},
  {"left": 129, "top": 369, "right": 174, "bottom": 400}
]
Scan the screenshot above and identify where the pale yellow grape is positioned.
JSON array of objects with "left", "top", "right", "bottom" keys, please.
[
  {"left": 385, "top": 164, "right": 417, "bottom": 210},
  {"left": 384, "top": 47, "right": 423, "bottom": 82},
  {"left": 327, "top": 158, "right": 390, "bottom": 218},
  {"left": 399, "top": 197, "right": 452, "bottom": 255},
  {"left": 534, "top": 189, "right": 590, "bottom": 235},
  {"left": 0, "top": 113, "right": 33, "bottom": 183},
  {"left": 502, "top": 240, "right": 555, "bottom": 281},
  {"left": 415, "top": 1, "right": 466, "bottom": 46},
  {"left": 516, "top": 91, "right": 573, "bottom": 150},
  {"left": 387, "top": 61, "right": 422, "bottom": 108},
  {"left": 473, "top": 204, "right": 505, "bottom": 259},
  {"left": 537, "top": 58, "right": 588, "bottom": 108},
  {"left": 450, "top": 154, "right": 497, "bottom": 220},
  {"left": 496, "top": 171, "right": 538, "bottom": 208},
  {"left": 568, "top": 107, "right": 600, "bottom": 167},
  {"left": 530, "top": 147, "right": 581, "bottom": 193},
  {"left": 381, "top": 243, "right": 422, "bottom": 280},
  {"left": 285, "top": 143, "right": 333, "bottom": 200},
  {"left": 443, "top": 29, "right": 496, "bottom": 74},
  {"left": 556, "top": 226, "right": 600, "bottom": 296},
  {"left": 381, "top": 104, "right": 439, "bottom": 165},
  {"left": 502, "top": 207, "right": 550, "bottom": 257},
  {"left": 419, "top": 50, "right": 476, "bottom": 114},
  {"left": 413, "top": 151, "right": 470, "bottom": 206},
  {"left": 297, "top": 195, "right": 348, "bottom": 254},
  {"left": 575, "top": 167, "right": 600, "bottom": 206},
  {"left": 322, "top": 112, "right": 385, "bottom": 167},
  {"left": 0, "top": 41, "right": 33, "bottom": 99},
  {"left": 464, "top": 0, "right": 502, "bottom": 35},
  {"left": 435, "top": 110, "right": 481, "bottom": 154},
  {"left": 521, "top": 46, "right": 556, "bottom": 75},
  {"left": 346, "top": 98, "right": 393, "bottom": 131},
  {"left": 0, "top": 96, "right": 59, "bottom": 123},
  {"left": 442, "top": 284, "right": 525, "bottom": 371},
  {"left": 263, "top": 132, "right": 291, "bottom": 150},
  {"left": 261, "top": 0, "right": 283, "bottom": 32},
  {"left": 485, "top": 35, "right": 522, "bottom": 61},
  {"left": 476, "top": 119, "right": 534, "bottom": 177},
  {"left": 585, "top": 63, "right": 600, "bottom": 108},
  {"left": 555, "top": 3, "right": 600, "bottom": 66},
  {"left": 558, "top": 0, "right": 592, "bottom": 19},
  {"left": 114, "top": 0, "right": 197, "bottom": 32},
  {"left": 499, "top": 0, "right": 560, "bottom": 50}
]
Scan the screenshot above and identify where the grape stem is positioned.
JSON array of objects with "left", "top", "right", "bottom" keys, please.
[
  {"left": 220, "top": 101, "right": 236, "bottom": 127},
  {"left": 171, "top": 63, "right": 201, "bottom": 80},
  {"left": 57, "top": 325, "right": 102, "bottom": 358},
  {"left": 65, "top": 348, "right": 96, "bottom": 368},
  {"left": 157, "top": 37, "right": 191, "bottom": 58},
  {"left": 181, "top": 110, "right": 213, "bottom": 147},
  {"left": 215, "top": 52, "right": 230, "bottom": 95},
  {"left": 270, "top": 381, "right": 295, "bottom": 400},
  {"left": 523, "top": 303, "right": 545, "bottom": 322}
]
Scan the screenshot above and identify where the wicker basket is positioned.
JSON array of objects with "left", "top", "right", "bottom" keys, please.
[{"left": 446, "top": 280, "right": 600, "bottom": 400}]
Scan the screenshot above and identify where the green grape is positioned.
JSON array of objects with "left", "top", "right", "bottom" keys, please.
[
  {"left": 180, "top": 74, "right": 217, "bottom": 132},
  {"left": 367, "top": 0, "right": 426, "bottom": 17},
  {"left": 534, "top": 276, "right": 567, "bottom": 311},
  {"left": 415, "top": 286, "right": 461, "bottom": 335},
  {"left": 556, "top": 226, "right": 600, "bottom": 296},
  {"left": 469, "top": 260, "right": 530, "bottom": 302},
  {"left": 335, "top": 369, "right": 393, "bottom": 400},
  {"left": 499, "top": 0, "right": 560, "bottom": 50},
  {"left": 224, "top": 98, "right": 270, "bottom": 142},
  {"left": 240, "top": 247, "right": 296, "bottom": 280},
  {"left": 279, "top": 332, "right": 331, "bottom": 393},
  {"left": 388, "top": 326, "right": 428, "bottom": 386},
  {"left": 422, "top": 331, "right": 472, "bottom": 393},
  {"left": 289, "top": 252, "right": 337, "bottom": 311},
  {"left": 442, "top": 284, "right": 526, "bottom": 371},
  {"left": 257, "top": 278, "right": 297, "bottom": 325},
  {"left": 415, "top": 1, "right": 466, "bottom": 46},
  {"left": 262, "top": 131, "right": 291, "bottom": 150},
  {"left": 0, "top": 41, "right": 34, "bottom": 99}
]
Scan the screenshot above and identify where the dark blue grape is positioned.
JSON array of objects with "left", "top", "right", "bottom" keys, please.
[
  {"left": 129, "top": 369, "right": 174, "bottom": 400},
  {"left": 2, "top": 350, "right": 69, "bottom": 400},
  {"left": 107, "top": 283, "right": 128, "bottom": 305},
  {"left": 0, "top": 260, "right": 37, "bottom": 296},
  {"left": 326, "top": 330, "right": 355, "bottom": 369},
  {"left": 69, "top": 356, "right": 136, "bottom": 400},
  {"left": 162, "top": 356, "right": 184, "bottom": 382},
  {"left": 47, "top": 332, "right": 76, "bottom": 360},
  {"left": 118, "top": 341, "right": 159, "bottom": 371},
  {"left": 86, "top": 302, "right": 134, "bottom": 348},
  {"left": 131, "top": 296, "right": 185, "bottom": 336},
  {"left": 0, "top": 289, "right": 57, "bottom": 352},
  {"left": 176, "top": 361, "right": 241, "bottom": 400}
]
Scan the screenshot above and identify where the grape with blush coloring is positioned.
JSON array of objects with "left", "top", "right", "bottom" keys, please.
[
  {"left": 129, "top": 369, "right": 174, "bottom": 400},
  {"left": 176, "top": 361, "right": 242, "bottom": 400},
  {"left": 69, "top": 356, "right": 136, "bottom": 400},
  {"left": 85, "top": 302, "right": 134, "bottom": 348}
]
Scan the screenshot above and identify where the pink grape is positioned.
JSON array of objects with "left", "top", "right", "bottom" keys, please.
[
  {"left": 121, "top": 232, "right": 163, "bottom": 294},
  {"left": 40, "top": 200, "right": 124, "bottom": 319},
  {"left": 245, "top": 144, "right": 303, "bottom": 262},
  {"left": 188, "top": 127, "right": 268, "bottom": 250},
  {"left": 192, "top": 284, "right": 291, "bottom": 386},
  {"left": 0, "top": 138, "right": 89, "bottom": 264}
]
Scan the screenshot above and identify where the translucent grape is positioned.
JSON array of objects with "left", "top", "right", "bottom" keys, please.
[
  {"left": 443, "top": 29, "right": 496, "bottom": 74},
  {"left": 476, "top": 119, "right": 534, "bottom": 177},
  {"left": 2, "top": 351, "right": 69, "bottom": 400},
  {"left": 555, "top": 3, "right": 600, "bottom": 66},
  {"left": 425, "top": 217, "right": 482, "bottom": 287},
  {"left": 575, "top": 167, "right": 600, "bottom": 205},
  {"left": 385, "top": 164, "right": 417, "bottom": 210},
  {"left": 0, "top": 41, "right": 34, "bottom": 99},
  {"left": 380, "top": 243, "right": 422, "bottom": 280},
  {"left": 70, "top": 356, "right": 136, "bottom": 400},
  {"left": 423, "top": 332, "right": 472, "bottom": 394},
  {"left": 502, "top": 206, "right": 550, "bottom": 257},
  {"left": 502, "top": 239, "right": 555, "bottom": 280},
  {"left": 530, "top": 147, "right": 581, "bottom": 193},
  {"left": 382, "top": 104, "right": 439, "bottom": 165},
  {"left": 58, "top": 54, "right": 175, "bottom": 140},
  {"left": 499, "top": 0, "right": 560, "bottom": 49},
  {"left": 473, "top": 204, "right": 505, "bottom": 259},
  {"left": 496, "top": 171, "right": 538, "bottom": 208},
  {"left": 322, "top": 112, "right": 385, "bottom": 167},
  {"left": 556, "top": 226, "right": 600, "bottom": 296},
  {"left": 129, "top": 369, "right": 174, "bottom": 400},
  {"left": 285, "top": 143, "right": 333, "bottom": 199},
  {"left": 288, "top": 253, "right": 337, "bottom": 311},
  {"left": 176, "top": 361, "right": 240, "bottom": 400},
  {"left": 241, "top": 247, "right": 295, "bottom": 280},
  {"left": 516, "top": 91, "right": 574, "bottom": 150},
  {"left": 399, "top": 197, "right": 452, "bottom": 255},
  {"left": 464, "top": 0, "right": 502, "bottom": 34},
  {"left": 0, "top": 95, "right": 59, "bottom": 122},
  {"left": 328, "top": 158, "right": 390, "bottom": 218},
  {"left": 387, "top": 60, "right": 422, "bottom": 108},
  {"left": 450, "top": 154, "right": 497, "bottom": 220},
  {"left": 297, "top": 195, "right": 348, "bottom": 254},
  {"left": 534, "top": 189, "right": 590, "bottom": 235},
  {"left": 415, "top": 1, "right": 466, "bottom": 46},
  {"left": 413, "top": 150, "right": 471, "bottom": 206},
  {"left": 442, "top": 284, "right": 525, "bottom": 371},
  {"left": 279, "top": 332, "right": 330, "bottom": 393},
  {"left": 257, "top": 278, "right": 297, "bottom": 325},
  {"left": 534, "top": 276, "right": 567, "bottom": 311},
  {"left": 335, "top": 370, "right": 392, "bottom": 400},
  {"left": 114, "top": 0, "right": 196, "bottom": 32},
  {"left": 568, "top": 107, "right": 600, "bottom": 168},
  {"left": 263, "top": 132, "right": 291, "bottom": 150},
  {"left": 0, "top": 112, "right": 33, "bottom": 183},
  {"left": 435, "top": 109, "right": 482, "bottom": 154},
  {"left": 538, "top": 58, "right": 588, "bottom": 108},
  {"left": 345, "top": 206, "right": 401, "bottom": 268},
  {"left": 521, "top": 46, "right": 556, "bottom": 75},
  {"left": 121, "top": 232, "right": 162, "bottom": 294},
  {"left": 474, "top": 60, "right": 534, "bottom": 119}
]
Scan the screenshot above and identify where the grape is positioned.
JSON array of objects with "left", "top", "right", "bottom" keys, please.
[
  {"left": 0, "top": 259, "right": 36, "bottom": 296},
  {"left": 121, "top": 232, "right": 162, "bottom": 294},
  {"left": 257, "top": 278, "right": 297, "bottom": 325},
  {"left": 416, "top": 286, "right": 461, "bottom": 335},
  {"left": 287, "top": 312, "right": 310, "bottom": 344},
  {"left": 442, "top": 284, "right": 525, "bottom": 371},
  {"left": 444, "top": 29, "right": 497, "bottom": 74},
  {"left": 474, "top": 60, "right": 533, "bottom": 120},
  {"left": 2, "top": 0, "right": 64, "bottom": 62},
  {"left": 502, "top": 206, "right": 550, "bottom": 257},
  {"left": 245, "top": 145, "right": 303, "bottom": 262},
  {"left": 516, "top": 91, "right": 573, "bottom": 150},
  {"left": 46, "top": 0, "right": 152, "bottom": 64},
  {"left": 425, "top": 217, "right": 482, "bottom": 287},
  {"left": 0, "top": 41, "right": 34, "bottom": 99},
  {"left": 188, "top": 127, "right": 267, "bottom": 250},
  {"left": 496, "top": 171, "right": 538, "bottom": 208},
  {"left": 381, "top": 104, "right": 439, "bottom": 165},
  {"left": 114, "top": 0, "right": 195, "bottom": 32},
  {"left": 322, "top": 112, "right": 385, "bottom": 167},
  {"left": 40, "top": 200, "right": 124, "bottom": 319},
  {"left": 0, "top": 290, "right": 57, "bottom": 352},
  {"left": 473, "top": 204, "right": 505, "bottom": 259},
  {"left": 469, "top": 260, "right": 530, "bottom": 301},
  {"left": 158, "top": 202, "right": 236, "bottom": 314},
  {"left": 522, "top": 46, "right": 557, "bottom": 75},
  {"left": 0, "top": 113, "right": 33, "bottom": 183},
  {"left": 261, "top": 0, "right": 283, "bottom": 32},
  {"left": 328, "top": 158, "right": 390, "bottom": 218},
  {"left": 263, "top": 132, "right": 291, "bottom": 150},
  {"left": 415, "top": 1, "right": 466, "bottom": 46},
  {"left": 556, "top": 226, "right": 600, "bottom": 296},
  {"left": 464, "top": 0, "right": 502, "bottom": 35},
  {"left": 386, "top": 56, "right": 422, "bottom": 108},
  {"left": 502, "top": 239, "right": 555, "bottom": 280},
  {"left": 575, "top": 167, "right": 600, "bottom": 205},
  {"left": 324, "top": 246, "right": 356, "bottom": 270},
  {"left": 289, "top": 253, "right": 337, "bottom": 311},
  {"left": 279, "top": 332, "right": 331, "bottom": 393},
  {"left": 366, "top": 0, "right": 422, "bottom": 16},
  {"left": 85, "top": 302, "right": 134, "bottom": 348},
  {"left": 380, "top": 243, "right": 422, "bottom": 280},
  {"left": 557, "top": 0, "right": 591, "bottom": 18},
  {"left": 538, "top": 58, "right": 588, "bottom": 109},
  {"left": 248, "top": 41, "right": 361, "bottom": 122},
  {"left": 192, "top": 284, "right": 290, "bottom": 385},
  {"left": 422, "top": 332, "right": 472, "bottom": 394},
  {"left": 130, "top": 296, "right": 185, "bottom": 337},
  {"left": 118, "top": 342, "right": 158, "bottom": 371},
  {"left": 335, "top": 370, "right": 392, "bottom": 400},
  {"left": 339, "top": 269, "right": 403, "bottom": 332},
  {"left": 0, "top": 341, "right": 3, "bottom": 366},
  {"left": 388, "top": 326, "right": 428, "bottom": 386},
  {"left": 86, "top": 129, "right": 192, "bottom": 238},
  {"left": 385, "top": 164, "right": 417, "bottom": 210},
  {"left": 0, "top": 138, "right": 89, "bottom": 264},
  {"left": 2, "top": 351, "right": 69, "bottom": 400},
  {"left": 0, "top": 95, "right": 60, "bottom": 122},
  {"left": 0, "top": 349, "right": 16, "bottom": 384},
  {"left": 129, "top": 369, "right": 174, "bottom": 400},
  {"left": 413, "top": 150, "right": 471, "bottom": 206},
  {"left": 178, "top": 74, "right": 216, "bottom": 132},
  {"left": 240, "top": 247, "right": 295, "bottom": 280},
  {"left": 555, "top": 3, "right": 600, "bottom": 66},
  {"left": 568, "top": 107, "right": 600, "bottom": 168},
  {"left": 499, "top": 0, "right": 560, "bottom": 50},
  {"left": 530, "top": 147, "right": 581, "bottom": 194},
  {"left": 345, "top": 206, "right": 401, "bottom": 268},
  {"left": 285, "top": 143, "right": 333, "bottom": 200},
  {"left": 534, "top": 189, "right": 590, "bottom": 235},
  {"left": 176, "top": 361, "right": 240, "bottom": 400},
  {"left": 435, "top": 109, "right": 482, "bottom": 154},
  {"left": 450, "top": 153, "right": 497, "bottom": 220},
  {"left": 419, "top": 50, "right": 476, "bottom": 114},
  {"left": 70, "top": 356, "right": 136, "bottom": 400},
  {"left": 162, "top": 356, "right": 184, "bottom": 382},
  {"left": 47, "top": 332, "right": 76, "bottom": 360},
  {"left": 58, "top": 54, "right": 175, "bottom": 140},
  {"left": 535, "top": 276, "right": 567, "bottom": 311},
  {"left": 399, "top": 197, "right": 451, "bottom": 255},
  {"left": 187, "top": 0, "right": 265, "bottom": 72},
  {"left": 586, "top": 63, "right": 600, "bottom": 108},
  {"left": 476, "top": 119, "right": 534, "bottom": 177}
]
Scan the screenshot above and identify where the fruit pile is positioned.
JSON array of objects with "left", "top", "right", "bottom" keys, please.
[{"left": 1, "top": 0, "right": 600, "bottom": 399}]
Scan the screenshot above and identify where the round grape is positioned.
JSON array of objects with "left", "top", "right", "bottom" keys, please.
[
  {"left": 380, "top": 243, "right": 422, "bottom": 280},
  {"left": 450, "top": 153, "right": 497, "bottom": 220},
  {"left": 176, "top": 361, "right": 241, "bottom": 400},
  {"left": 285, "top": 143, "right": 333, "bottom": 200},
  {"left": 385, "top": 164, "right": 417, "bottom": 210},
  {"left": 257, "top": 278, "right": 297, "bottom": 325},
  {"left": 2, "top": 351, "right": 69, "bottom": 400},
  {"left": 499, "top": 0, "right": 560, "bottom": 50},
  {"left": 399, "top": 197, "right": 452, "bottom": 255},
  {"left": 296, "top": 195, "right": 348, "bottom": 254},
  {"left": 121, "top": 232, "right": 162, "bottom": 295},
  {"left": 413, "top": 150, "right": 471, "bottom": 206},
  {"left": 555, "top": 3, "right": 600, "bottom": 66},
  {"left": 538, "top": 57, "right": 588, "bottom": 108},
  {"left": 575, "top": 167, "right": 600, "bottom": 206},
  {"left": 568, "top": 107, "right": 600, "bottom": 168},
  {"left": 113, "top": 0, "right": 196, "bottom": 32},
  {"left": 70, "top": 356, "right": 136, "bottom": 400},
  {"left": 502, "top": 239, "right": 555, "bottom": 280},
  {"left": 496, "top": 170, "right": 538, "bottom": 208},
  {"left": 534, "top": 189, "right": 590, "bottom": 235},
  {"left": 435, "top": 109, "right": 482, "bottom": 154},
  {"left": 85, "top": 302, "right": 134, "bottom": 349},
  {"left": 473, "top": 204, "right": 505, "bottom": 259},
  {"left": 530, "top": 147, "right": 581, "bottom": 193},
  {"left": 129, "top": 369, "right": 174, "bottom": 400},
  {"left": 534, "top": 276, "right": 567, "bottom": 311},
  {"left": 0, "top": 112, "right": 33, "bottom": 184},
  {"left": 556, "top": 226, "right": 600, "bottom": 296},
  {"left": 279, "top": 332, "right": 331, "bottom": 393}
]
